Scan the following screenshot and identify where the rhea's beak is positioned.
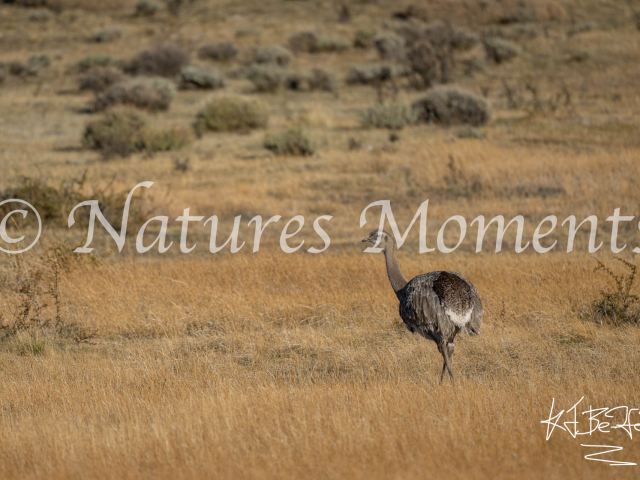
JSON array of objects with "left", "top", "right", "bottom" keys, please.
[{"left": 362, "top": 238, "right": 370, "bottom": 243}]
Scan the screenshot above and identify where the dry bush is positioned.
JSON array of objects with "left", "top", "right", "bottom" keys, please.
[
  {"left": 345, "top": 64, "right": 394, "bottom": 85},
  {"left": 83, "top": 109, "right": 190, "bottom": 158},
  {"left": 198, "top": 42, "right": 239, "bottom": 61},
  {"left": 194, "top": 97, "right": 268, "bottom": 133},
  {"left": 359, "top": 103, "right": 417, "bottom": 130},
  {"left": 76, "top": 54, "right": 117, "bottom": 71},
  {"left": 28, "top": 9, "right": 53, "bottom": 21},
  {"left": 412, "top": 86, "right": 491, "bottom": 126},
  {"left": 315, "top": 37, "right": 350, "bottom": 53},
  {"left": 176, "top": 66, "right": 225, "bottom": 90},
  {"left": 245, "top": 64, "right": 285, "bottom": 93},
  {"left": 264, "top": 127, "right": 317, "bottom": 156},
  {"left": 354, "top": 29, "right": 377, "bottom": 48},
  {"left": 78, "top": 66, "right": 126, "bottom": 93},
  {"left": 94, "top": 78, "right": 176, "bottom": 112},
  {"left": 127, "top": 43, "right": 190, "bottom": 77},
  {"left": 90, "top": 27, "right": 123, "bottom": 43},
  {"left": 406, "top": 40, "right": 438, "bottom": 88},
  {"left": 6, "top": 55, "right": 50, "bottom": 77},
  {"left": 483, "top": 38, "right": 522, "bottom": 63},
  {"left": 135, "top": 0, "right": 160, "bottom": 16},
  {"left": 591, "top": 259, "right": 640, "bottom": 326},
  {"left": 288, "top": 31, "right": 320, "bottom": 52},
  {"left": 254, "top": 45, "right": 292, "bottom": 67},
  {"left": 373, "top": 33, "right": 405, "bottom": 60},
  {"left": 307, "top": 68, "right": 339, "bottom": 92}
]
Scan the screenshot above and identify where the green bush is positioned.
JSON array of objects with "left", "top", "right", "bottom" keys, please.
[
  {"left": 94, "top": 78, "right": 176, "bottom": 112},
  {"left": 143, "top": 126, "right": 192, "bottom": 152},
  {"left": 264, "top": 127, "right": 317, "bottom": 156},
  {"left": 315, "top": 37, "right": 350, "bottom": 52},
  {"left": 177, "top": 66, "right": 225, "bottom": 90},
  {"left": 245, "top": 64, "right": 285, "bottom": 93},
  {"left": 195, "top": 97, "right": 269, "bottom": 132},
  {"left": 359, "top": 103, "right": 417, "bottom": 130}
]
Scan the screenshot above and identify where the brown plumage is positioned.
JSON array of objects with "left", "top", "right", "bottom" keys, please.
[{"left": 362, "top": 230, "right": 483, "bottom": 382}]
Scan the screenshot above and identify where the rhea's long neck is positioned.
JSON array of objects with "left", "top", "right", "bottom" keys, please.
[{"left": 383, "top": 243, "right": 408, "bottom": 293}]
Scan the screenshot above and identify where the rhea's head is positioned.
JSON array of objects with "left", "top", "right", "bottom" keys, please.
[{"left": 362, "top": 230, "right": 393, "bottom": 250}]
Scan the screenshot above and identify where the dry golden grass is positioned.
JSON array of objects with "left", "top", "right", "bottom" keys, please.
[{"left": 2, "top": 0, "right": 640, "bottom": 477}]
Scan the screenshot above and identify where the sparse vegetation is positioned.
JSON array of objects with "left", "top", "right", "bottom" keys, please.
[
  {"left": 359, "top": 103, "right": 417, "bottom": 130},
  {"left": 127, "top": 43, "right": 190, "bottom": 77},
  {"left": 412, "top": 86, "right": 491, "bottom": 126},
  {"left": 76, "top": 54, "right": 117, "bottom": 71},
  {"left": 288, "top": 31, "right": 350, "bottom": 53},
  {"left": 198, "top": 41, "right": 239, "bottom": 61},
  {"left": 373, "top": 33, "right": 405, "bottom": 60},
  {"left": 264, "top": 127, "right": 317, "bottom": 156},
  {"left": 135, "top": 0, "right": 161, "bottom": 17},
  {"left": 94, "top": 78, "right": 176, "bottom": 112},
  {"left": 194, "top": 97, "right": 268, "bottom": 132},
  {"left": 176, "top": 66, "right": 225, "bottom": 90},
  {"left": 307, "top": 67, "right": 339, "bottom": 92},
  {"left": 354, "top": 29, "right": 376, "bottom": 48},
  {"left": 345, "top": 64, "right": 394, "bottom": 85},
  {"left": 91, "top": 28, "right": 123, "bottom": 43}
]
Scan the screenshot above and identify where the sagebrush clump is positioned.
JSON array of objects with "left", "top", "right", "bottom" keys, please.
[
  {"left": 76, "top": 55, "right": 117, "bottom": 72},
  {"left": 198, "top": 42, "right": 239, "bottom": 61},
  {"left": 79, "top": 66, "right": 126, "bottom": 93},
  {"left": 346, "top": 64, "right": 395, "bottom": 85},
  {"left": 245, "top": 64, "right": 285, "bottom": 93},
  {"left": 94, "top": 78, "right": 176, "bottom": 112},
  {"left": 177, "top": 66, "right": 225, "bottom": 90},
  {"left": 254, "top": 45, "right": 292, "bottom": 67},
  {"left": 373, "top": 33, "right": 405, "bottom": 60},
  {"left": 264, "top": 127, "right": 317, "bottom": 156},
  {"left": 591, "top": 258, "right": 640, "bottom": 326},
  {"left": 359, "top": 103, "right": 417, "bottom": 130},
  {"left": 127, "top": 43, "right": 190, "bottom": 76},
  {"left": 412, "top": 86, "right": 491, "bottom": 126},
  {"left": 194, "top": 97, "right": 269, "bottom": 133}
]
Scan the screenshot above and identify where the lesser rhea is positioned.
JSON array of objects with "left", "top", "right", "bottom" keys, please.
[{"left": 362, "top": 230, "right": 483, "bottom": 382}]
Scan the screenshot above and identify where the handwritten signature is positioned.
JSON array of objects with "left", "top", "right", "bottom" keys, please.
[{"left": 541, "top": 397, "right": 639, "bottom": 466}]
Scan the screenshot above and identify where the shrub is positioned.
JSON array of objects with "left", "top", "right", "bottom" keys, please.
[
  {"left": 245, "top": 64, "right": 285, "bottom": 93},
  {"left": 412, "top": 86, "right": 491, "bottom": 126},
  {"left": 8, "top": 55, "right": 51, "bottom": 76},
  {"left": 94, "top": 78, "right": 176, "bottom": 112},
  {"left": 592, "top": 258, "right": 640, "bottom": 326},
  {"left": 79, "top": 66, "right": 126, "bottom": 93},
  {"left": 288, "top": 31, "right": 320, "bottom": 53},
  {"left": 483, "top": 38, "right": 522, "bottom": 63},
  {"left": 254, "top": 45, "right": 292, "bottom": 67},
  {"left": 195, "top": 97, "right": 268, "bottom": 132},
  {"left": 83, "top": 109, "right": 190, "bottom": 158},
  {"left": 406, "top": 41, "right": 438, "bottom": 88},
  {"left": 91, "top": 28, "right": 123, "bottom": 43},
  {"left": 76, "top": 55, "right": 117, "bottom": 72},
  {"left": 359, "top": 103, "right": 417, "bottom": 130},
  {"left": 354, "top": 30, "right": 377, "bottom": 49},
  {"left": 264, "top": 127, "right": 316, "bottom": 156},
  {"left": 373, "top": 33, "right": 405, "bottom": 60},
  {"left": 177, "top": 66, "right": 225, "bottom": 90},
  {"left": 307, "top": 68, "right": 339, "bottom": 92},
  {"left": 346, "top": 64, "right": 394, "bottom": 85},
  {"left": 450, "top": 27, "right": 479, "bottom": 50},
  {"left": 135, "top": 0, "right": 161, "bottom": 17},
  {"left": 83, "top": 109, "right": 147, "bottom": 158},
  {"left": 127, "top": 43, "right": 190, "bottom": 77},
  {"left": 198, "top": 41, "right": 239, "bottom": 61}
]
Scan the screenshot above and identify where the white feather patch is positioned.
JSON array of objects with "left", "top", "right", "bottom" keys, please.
[{"left": 445, "top": 308, "right": 472, "bottom": 328}]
